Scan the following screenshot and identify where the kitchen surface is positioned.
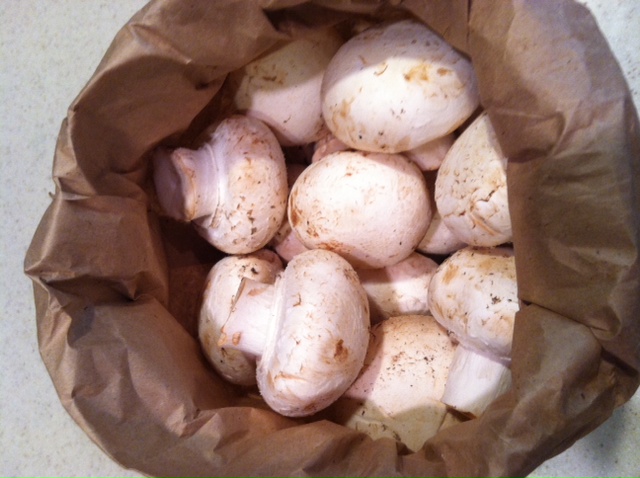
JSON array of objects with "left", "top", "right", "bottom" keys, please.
[{"left": 1, "top": 1, "right": 638, "bottom": 476}]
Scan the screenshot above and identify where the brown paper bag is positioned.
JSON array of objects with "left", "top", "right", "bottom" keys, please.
[{"left": 25, "top": 0, "right": 639, "bottom": 476}]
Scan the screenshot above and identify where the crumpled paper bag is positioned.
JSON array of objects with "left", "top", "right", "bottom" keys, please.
[{"left": 24, "top": 0, "right": 639, "bottom": 476}]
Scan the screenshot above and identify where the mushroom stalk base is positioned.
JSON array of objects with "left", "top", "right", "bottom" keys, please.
[
  {"left": 441, "top": 345, "right": 512, "bottom": 418},
  {"left": 153, "top": 144, "right": 219, "bottom": 221},
  {"left": 218, "top": 277, "right": 277, "bottom": 358}
]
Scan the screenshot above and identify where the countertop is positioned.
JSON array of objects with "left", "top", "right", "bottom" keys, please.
[{"left": 1, "top": 1, "right": 638, "bottom": 476}]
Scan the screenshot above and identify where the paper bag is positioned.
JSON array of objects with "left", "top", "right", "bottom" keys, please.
[{"left": 25, "top": 0, "right": 639, "bottom": 476}]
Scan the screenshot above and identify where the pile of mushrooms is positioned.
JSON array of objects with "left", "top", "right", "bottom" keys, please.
[{"left": 151, "top": 17, "right": 520, "bottom": 448}]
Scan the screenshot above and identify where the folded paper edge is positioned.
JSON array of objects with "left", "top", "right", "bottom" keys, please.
[{"left": 25, "top": 2, "right": 637, "bottom": 476}]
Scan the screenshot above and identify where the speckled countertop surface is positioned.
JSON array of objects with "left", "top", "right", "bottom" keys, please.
[{"left": 1, "top": 1, "right": 638, "bottom": 476}]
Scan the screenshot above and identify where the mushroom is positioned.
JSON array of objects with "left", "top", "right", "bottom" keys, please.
[
  {"left": 416, "top": 209, "right": 467, "bottom": 256},
  {"left": 427, "top": 246, "right": 519, "bottom": 417},
  {"left": 231, "top": 27, "right": 344, "bottom": 146},
  {"left": 311, "top": 127, "right": 351, "bottom": 163},
  {"left": 435, "top": 112, "right": 512, "bottom": 247},
  {"left": 312, "top": 128, "right": 454, "bottom": 171},
  {"left": 219, "top": 249, "right": 370, "bottom": 417},
  {"left": 326, "top": 315, "right": 456, "bottom": 452},
  {"left": 269, "top": 219, "right": 310, "bottom": 263},
  {"left": 404, "top": 133, "right": 455, "bottom": 172},
  {"left": 198, "top": 249, "right": 283, "bottom": 386},
  {"left": 356, "top": 252, "right": 438, "bottom": 324},
  {"left": 288, "top": 150, "right": 432, "bottom": 269},
  {"left": 417, "top": 172, "right": 467, "bottom": 255},
  {"left": 269, "top": 163, "right": 311, "bottom": 263},
  {"left": 153, "top": 115, "right": 288, "bottom": 254},
  {"left": 321, "top": 19, "right": 479, "bottom": 153}
]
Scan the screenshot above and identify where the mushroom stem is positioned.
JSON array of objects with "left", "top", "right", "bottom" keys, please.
[
  {"left": 441, "top": 345, "right": 512, "bottom": 418},
  {"left": 153, "top": 144, "right": 219, "bottom": 222},
  {"left": 219, "top": 277, "right": 279, "bottom": 358}
]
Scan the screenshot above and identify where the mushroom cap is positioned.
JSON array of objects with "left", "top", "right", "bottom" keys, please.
[
  {"left": 198, "top": 249, "right": 283, "bottom": 386},
  {"left": 269, "top": 163, "right": 311, "bottom": 263},
  {"left": 270, "top": 219, "right": 310, "bottom": 264},
  {"left": 416, "top": 209, "right": 467, "bottom": 255},
  {"left": 417, "top": 170, "right": 466, "bottom": 255},
  {"left": 404, "top": 133, "right": 455, "bottom": 171},
  {"left": 256, "top": 249, "right": 370, "bottom": 417},
  {"left": 321, "top": 19, "right": 479, "bottom": 153},
  {"left": 331, "top": 315, "right": 456, "bottom": 451},
  {"left": 427, "top": 246, "right": 519, "bottom": 362},
  {"left": 232, "top": 28, "right": 344, "bottom": 146},
  {"left": 435, "top": 112, "right": 512, "bottom": 247},
  {"left": 288, "top": 150, "right": 432, "bottom": 269},
  {"left": 356, "top": 252, "right": 438, "bottom": 323},
  {"left": 311, "top": 128, "right": 351, "bottom": 163},
  {"left": 194, "top": 115, "right": 288, "bottom": 254}
]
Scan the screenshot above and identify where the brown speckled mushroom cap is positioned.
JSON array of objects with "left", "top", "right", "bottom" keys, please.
[
  {"left": 232, "top": 28, "right": 343, "bottom": 146},
  {"left": 334, "top": 315, "right": 456, "bottom": 451},
  {"left": 427, "top": 246, "right": 519, "bottom": 362},
  {"left": 288, "top": 150, "right": 432, "bottom": 269},
  {"left": 356, "top": 252, "right": 438, "bottom": 323},
  {"left": 194, "top": 115, "right": 288, "bottom": 254},
  {"left": 256, "top": 249, "right": 370, "bottom": 417},
  {"left": 198, "top": 250, "right": 283, "bottom": 386},
  {"left": 435, "top": 112, "right": 512, "bottom": 247},
  {"left": 321, "top": 19, "right": 479, "bottom": 153}
]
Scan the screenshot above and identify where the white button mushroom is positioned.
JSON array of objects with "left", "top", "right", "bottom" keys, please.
[
  {"left": 435, "top": 112, "right": 512, "bottom": 247},
  {"left": 152, "top": 145, "right": 217, "bottom": 223},
  {"left": 312, "top": 123, "right": 454, "bottom": 171},
  {"left": 327, "top": 315, "right": 456, "bottom": 452},
  {"left": 356, "top": 252, "right": 438, "bottom": 324},
  {"left": 268, "top": 163, "right": 310, "bottom": 263},
  {"left": 321, "top": 19, "right": 479, "bottom": 153},
  {"left": 416, "top": 209, "right": 468, "bottom": 256},
  {"left": 218, "top": 249, "right": 370, "bottom": 417},
  {"left": 417, "top": 173, "right": 467, "bottom": 255},
  {"left": 404, "top": 133, "right": 455, "bottom": 172},
  {"left": 153, "top": 115, "right": 288, "bottom": 255},
  {"left": 311, "top": 127, "right": 351, "bottom": 163},
  {"left": 198, "top": 249, "right": 283, "bottom": 386},
  {"left": 441, "top": 342, "right": 512, "bottom": 419},
  {"left": 288, "top": 150, "right": 432, "bottom": 269},
  {"left": 427, "top": 246, "right": 519, "bottom": 417},
  {"left": 269, "top": 218, "right": 310, "bottom": 264},
  {"left": 231, "top": 28, "right": 344, "bottom": 146}
]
